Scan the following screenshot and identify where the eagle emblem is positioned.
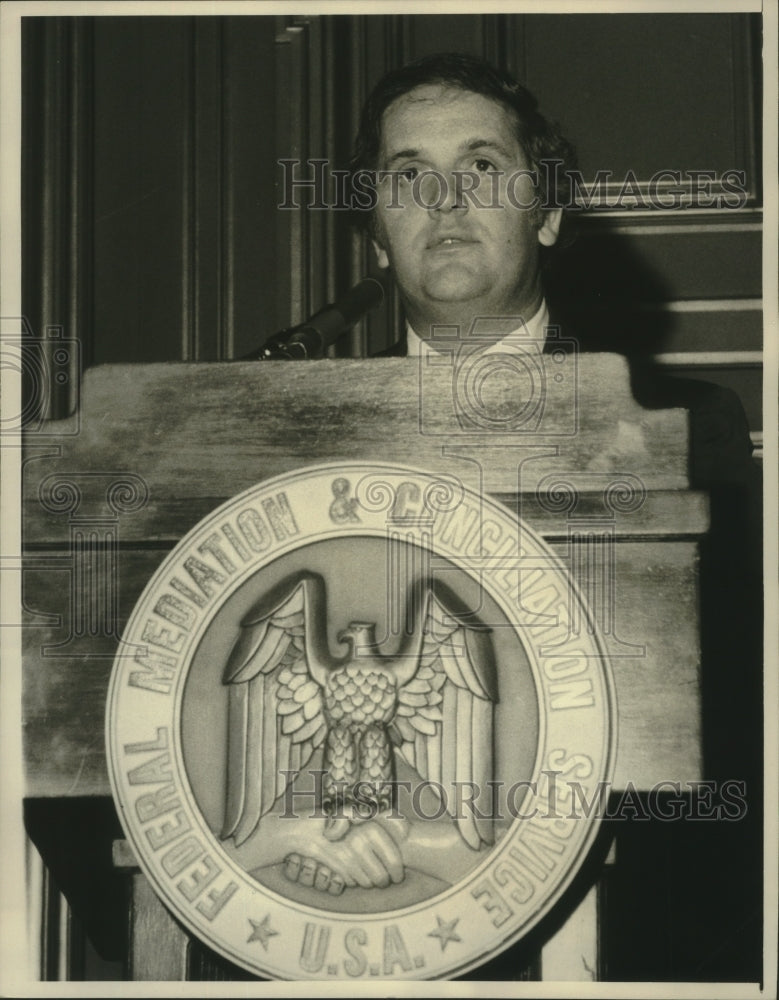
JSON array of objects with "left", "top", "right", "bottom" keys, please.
[{"left": 221, "top": 571, "right": 498, "bottom": 854}]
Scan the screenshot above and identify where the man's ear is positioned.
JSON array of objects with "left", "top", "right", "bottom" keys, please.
[
  {"left": 371, "top": 238, "right": 390, "bottom": 270},
  {"left": 537, "top": 208, "right": 563, "bottom": 248}
]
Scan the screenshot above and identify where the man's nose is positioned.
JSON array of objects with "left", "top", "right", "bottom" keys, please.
[{"left": 422, "top": 170, "right": 468, "bottom": 213}]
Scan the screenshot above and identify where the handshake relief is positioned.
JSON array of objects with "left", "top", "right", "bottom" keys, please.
[{"left": 281, "top": 812, "right": 410, "bottom": 895}]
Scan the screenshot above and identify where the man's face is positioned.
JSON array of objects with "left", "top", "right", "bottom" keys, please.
[{"left": 372, "top": 85, "right": 561, "bottom": 335}]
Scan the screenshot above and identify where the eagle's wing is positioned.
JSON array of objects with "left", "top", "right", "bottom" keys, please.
[
  {"left": 221, "top": 572, "right": 330, "bottom": 846},
  {"left": 391, "top": 587, "right": 498, "bottom": 850}
]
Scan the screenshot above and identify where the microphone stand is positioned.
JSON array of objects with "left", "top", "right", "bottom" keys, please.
[{"left": 241, "top": 277, "right": 385, "bottom": 360}]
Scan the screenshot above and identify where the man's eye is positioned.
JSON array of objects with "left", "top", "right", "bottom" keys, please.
[
  {"left": 398, "top": 166, "right": 418, "bottom": 181},
  {"left": 473, "top": 158, "right": 497, "bottom": 173}
]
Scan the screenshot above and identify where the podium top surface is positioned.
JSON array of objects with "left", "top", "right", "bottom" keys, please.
[{"left": 23, "top": 355, "right": 696, "bottom": 545}]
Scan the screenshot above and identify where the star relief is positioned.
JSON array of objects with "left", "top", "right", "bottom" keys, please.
[
  {"left": 428, "top": 915, "right": 462, "bottom": 951},
  {"left": 247, "top": 914, "right": 278, "bottom": 950}
]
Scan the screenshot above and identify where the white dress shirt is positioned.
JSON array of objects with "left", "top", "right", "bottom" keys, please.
[{"left": 405, "top": 300, "right": 550, "bottom": 356}]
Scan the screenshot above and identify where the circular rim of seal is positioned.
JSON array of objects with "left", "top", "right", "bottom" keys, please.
[{"left": 106, "top": 460, "right": 616, "bottom": 981}]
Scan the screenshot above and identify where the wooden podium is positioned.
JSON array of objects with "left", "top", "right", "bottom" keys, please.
[{"left": 22, "top": 355, "right": 709, "bottom": 981}]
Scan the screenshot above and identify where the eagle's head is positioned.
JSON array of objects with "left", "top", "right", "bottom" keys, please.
[{"left": 336, "top": 621, "right": 377, "bottom": 654}]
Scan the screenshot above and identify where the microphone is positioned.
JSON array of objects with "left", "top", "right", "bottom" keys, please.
[{"left": 246, "top": 277, "right": 385, "bottom": 360}]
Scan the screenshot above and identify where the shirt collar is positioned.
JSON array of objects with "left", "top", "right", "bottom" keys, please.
[{"left": 405, "top": 301, "right": 550, "bottom": 357}]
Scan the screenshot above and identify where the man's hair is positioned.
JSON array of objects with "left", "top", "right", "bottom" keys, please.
[{"left": 349, "top": 51, "right": 577, "bottom": 233}]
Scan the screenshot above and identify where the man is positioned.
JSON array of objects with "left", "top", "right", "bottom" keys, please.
[{"left": 350, "top": 51, "right": 576, "bottom": 355}]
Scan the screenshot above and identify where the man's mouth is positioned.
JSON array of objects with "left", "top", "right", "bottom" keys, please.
[{"left": 428, "top": 235, "right": 477, "bottom": 249}]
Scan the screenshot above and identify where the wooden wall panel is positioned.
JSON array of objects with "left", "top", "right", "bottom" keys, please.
[
  {"left": 523, "top": 14, "right": 758, "bottom": 200},
  {"left": 652, "top": 306, "right": 762, "bottom": 355},
  {"left": 404, "top": 15, "right": 494, "bottom": 61},
  {"left": 570, "top": 217, "right": 762, "bottom": 302},
  {"left": 223, "top": 18, "right": 280, "bottom": 356},
  {"left": 188, "top": 18, "right": 225, "bottom": 362},
  {"left": 21, "top": 18, "right": 93, "bottom": 419},
  {"left": 91, "top": 18, "right": 190, "bottom": 363},
  {"left": 91, "top": 17, "right": 283, "bottom": 363}
]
